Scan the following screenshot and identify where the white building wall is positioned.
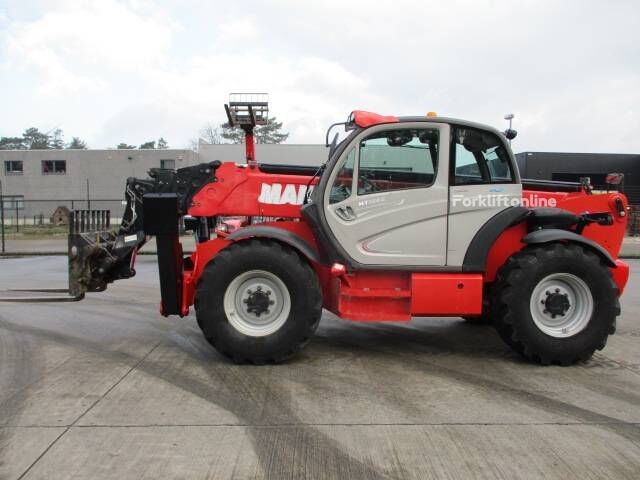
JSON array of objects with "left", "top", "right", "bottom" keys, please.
[{"left": 198, "top": 143, "right": 328, "bottom": 166}]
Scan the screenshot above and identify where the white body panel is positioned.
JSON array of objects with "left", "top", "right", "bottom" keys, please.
[
  {"left": 446, "top": 183, "right": 522, "bottom": 266},
  {"left": 324, "top": 123, "right": 450, "bottom": 266}
]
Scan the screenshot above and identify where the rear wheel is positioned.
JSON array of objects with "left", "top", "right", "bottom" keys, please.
[
  {"left": 195, "top": 239, "right": 322, "bottom": 364},
  {"left": 492, "top": 243, "right": 619, "bottom": 365}
]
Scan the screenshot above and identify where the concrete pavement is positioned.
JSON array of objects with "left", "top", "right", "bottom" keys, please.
[{"left": 0, "top": 256, "right": 639, "bottom": 479}]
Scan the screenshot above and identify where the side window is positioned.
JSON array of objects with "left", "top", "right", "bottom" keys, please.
[
  {"left": 329, "top": 147, "right": 355, "bottom": 204},
  {"left": 357, "top": 128, "right": 438, "bottom": 195},
  {"left": 452, "top": 128, "right": 513, "bottom": 185}
]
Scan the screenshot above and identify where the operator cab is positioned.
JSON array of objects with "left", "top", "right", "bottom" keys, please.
[{"left": 306, "top": 111, "right": 521, "bottom": 269}]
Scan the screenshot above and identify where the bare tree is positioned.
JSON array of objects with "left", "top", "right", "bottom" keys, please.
[
  {"left": 200, "top": 123, "right": 225, "bottom": 144},
  {"left": 188, "top": 138, "right": 200, "bottom": 152}
]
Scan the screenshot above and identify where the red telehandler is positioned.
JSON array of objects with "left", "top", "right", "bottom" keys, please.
[{"left": 4, "top": 97, "right": 630, "bottom": 366}]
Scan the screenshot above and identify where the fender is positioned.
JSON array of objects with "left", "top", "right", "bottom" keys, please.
[
  {"left": 463, "top": 206, "right": 530, "bottom": 272},
  {"left": 522, "top": 228, "right": 616, "bottom": 267},
  {"left": 226, "top": 225, "right": 325, "bottom": 265}
]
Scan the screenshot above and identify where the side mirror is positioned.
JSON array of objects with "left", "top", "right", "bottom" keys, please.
[{"left": 504, "top": 129, "right": 518, "bottom": 140}]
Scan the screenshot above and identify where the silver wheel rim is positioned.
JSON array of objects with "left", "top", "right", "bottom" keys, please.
[
  {"left": 529, "top": 273, "right": 593, "bottom": 338},
  {"left": 223, "top": 270, "right": 291, "bottom": 337}
]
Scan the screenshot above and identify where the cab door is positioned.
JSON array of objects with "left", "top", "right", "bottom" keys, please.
[
  {"left": 324, "top": 122, "right": 449, "bottom": 266},
  {"left": 446, "top": 126, "right": 522, "bottom": 266}
]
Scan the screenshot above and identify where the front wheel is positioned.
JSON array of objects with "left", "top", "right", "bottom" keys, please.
[
  {"left": 195, "top": 239, "right": 322, "bottom": 364},
  {"left": 492, "top": 243, "right": 619, "bottom": 365}
]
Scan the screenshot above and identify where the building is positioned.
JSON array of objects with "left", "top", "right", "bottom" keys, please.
[
  {"left": 1, "top": 145, "right": 637, "bottom": 224},
  {"left": 516, "top": 152, "right": 640, "bottom": 204},
  {"left": 0, "top": 149, "right": 197, "bottom": 220},
  {"left": 198, "top": 143, "right": 327, "bottom": 166},
  {"left": 0, "top": 144, "right": 326, "bottom": 223}
]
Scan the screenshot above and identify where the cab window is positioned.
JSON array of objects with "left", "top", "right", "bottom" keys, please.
[
  {"left": 357, "top": 128, "right": 438, "bottom": 195},
  {"left": 329, "top": 147, "right": 355, "bottom": 204},
  {"left": 452, "top": 128, "right": 514, "bottom": 185}
]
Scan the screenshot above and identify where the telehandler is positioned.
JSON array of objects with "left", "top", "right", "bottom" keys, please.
[{"left": 7, "top": 97, "right": 629, "bottom": 365}]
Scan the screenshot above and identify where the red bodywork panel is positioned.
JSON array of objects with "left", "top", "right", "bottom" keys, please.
[
  {"left": 351, "top": 111, "right": 399, "bottom": 128},
  {"left": 485, "top": 190, "right": 629, "bottom": 286},
  {"left": 411, "top": 274, "right": 483, "bottom": 316},
  {"left": 190, "top": 162, "right": 315, "bottom": 219},
  {"left": 177, "top": 162, "right": 629, "bottom": 320}
]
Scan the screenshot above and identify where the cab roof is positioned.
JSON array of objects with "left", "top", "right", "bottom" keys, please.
[{"left": 349, "top": 110, "right": 505, "bottom": 139}]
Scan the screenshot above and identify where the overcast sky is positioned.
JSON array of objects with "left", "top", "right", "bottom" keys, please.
[{"left": 0, "top": 0, "right": 639, "bottom": 153}]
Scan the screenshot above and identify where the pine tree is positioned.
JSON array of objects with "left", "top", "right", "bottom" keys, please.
[
  {"left": 220, "top": 117, "right": 289, "bottom": 144},
  {"left": 67, "top": 137, "right": 88, "bottom": 149}
]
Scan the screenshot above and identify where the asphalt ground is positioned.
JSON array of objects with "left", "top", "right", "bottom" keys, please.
[{"left": 0, "top": 256, "right": 638, "bottom": 479}]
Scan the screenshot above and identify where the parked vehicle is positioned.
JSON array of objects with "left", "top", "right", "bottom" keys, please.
[{"left": 14, "top": 107, "right": 629, "bottom": 366}]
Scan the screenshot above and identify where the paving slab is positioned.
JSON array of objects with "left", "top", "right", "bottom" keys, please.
[
  {"left": 12, "top": 424, "right": 640, "bottom": 480},
  {"left": 0, "top": 257, "right": 638, "bottom": 479}
]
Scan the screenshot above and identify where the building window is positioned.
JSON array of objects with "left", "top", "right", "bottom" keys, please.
[
  {"left": 160, "top": 159, "right": 175, "bottom": 170},
  {"left": 2, "top": 195, "right": 24, "bottom": 210},
  {"left": 42, "top": 160, "right": 66, "bottom": 175},
  {"left": 4, "top": 161, "right": 23, "bottom": 175}
]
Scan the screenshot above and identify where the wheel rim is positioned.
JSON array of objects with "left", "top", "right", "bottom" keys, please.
[
  {"left": 529, "top": 273, "right": 593, "bottom": 338},
  {"left": 223, "top": 270, "right": 291, "bottom": 337}
]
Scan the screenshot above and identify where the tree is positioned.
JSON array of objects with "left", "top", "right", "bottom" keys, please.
[
  {"left": 200, "top": 123, "right": 224, "bottom": 144},
  {"left": 157, "top": 137, "right": 168, "bottom": 149},
  {"left": 50, "top": 128, "right": 64, "bottom": 149},
  {"left": 219, "top": 123, "right": 244, "bottom": 144},
  {"left": 139, "top": 141, "right": 156, "bottom": 149},
  {"left": 188, "top": 138, "right": 200, "bottom": 152},
  {"left": 117, "top": 143, "right": 136, "bottom": 149},
  {"left": 22, "top": 127, "right": 50, "bottom": 149},
  {"left": 67, "top": 137, "right": 87, "bottom": 149},
  {"left": 0, "top": 137, "right": 26, "bottom": 150},
  {"left": 220, "top": 117, "right": 289, "bottom": 144}
]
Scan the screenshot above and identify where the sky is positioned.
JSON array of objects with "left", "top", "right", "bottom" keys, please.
[{"left": 0, "top": 0, "right": 639, "bottom": 153}]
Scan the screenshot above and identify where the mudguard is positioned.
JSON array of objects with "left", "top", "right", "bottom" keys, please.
[
  {"left": 522, "top": 228, "right": 616, "bottom": 267},
  {"left": 226, "top": 225, "right": 324, "bottom": 265},
  {"left": 463, "top": 207, "right": 530, "bottom": 272}
]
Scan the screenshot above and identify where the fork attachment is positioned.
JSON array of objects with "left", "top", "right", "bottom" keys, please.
[
  {"left": 68, "top": 209, "right": 145, "bottom": 299},
  {"left": 0, "top": 210, "right": 143, "bottom": 303}
]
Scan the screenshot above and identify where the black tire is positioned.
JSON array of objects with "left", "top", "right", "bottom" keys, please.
[
  {"left": 491, "top": 243, "right": 619, "bottom": 365},
  {"left": 195, "top": 239, "right": 322, "bottom": 364},
  {"left": 462, "top": 315, "right": 492, "bottom": 325}
]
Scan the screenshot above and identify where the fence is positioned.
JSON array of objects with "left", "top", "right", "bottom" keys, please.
[
  {"left": 0, "top": 199, "right": 125, "bottom": 228},
  {"left": 0, "top": 198, "right": 126, "bottom": 253}
]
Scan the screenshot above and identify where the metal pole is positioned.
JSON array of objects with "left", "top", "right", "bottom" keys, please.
[
  {"left": 0, "top": 180, "right": 5, "bottom": 253},
  {"left": 86, "top": 179, "right": 91, "bottom": 210}
]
